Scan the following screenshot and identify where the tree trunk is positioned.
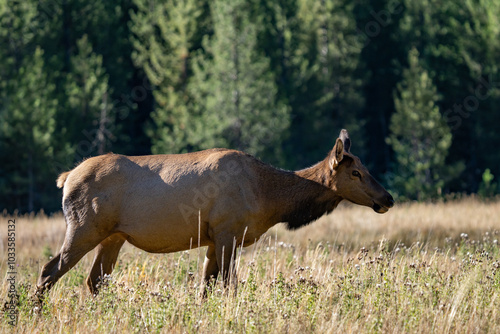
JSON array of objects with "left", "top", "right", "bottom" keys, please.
[{"left": 28, "top": 151, "right": 34, "bottom": 212}]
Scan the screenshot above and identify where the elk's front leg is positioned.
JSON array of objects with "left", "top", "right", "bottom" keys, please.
[{"left": 200, "top": 246, "right": 219, "bottom": 297}]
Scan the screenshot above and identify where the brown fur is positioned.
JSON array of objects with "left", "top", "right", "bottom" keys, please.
[
  {"left": 56, "top": 171, "right": 71, "bottom": 189},
  {"left": 36, "top": 130, "right": 393, "bottom": 297}
]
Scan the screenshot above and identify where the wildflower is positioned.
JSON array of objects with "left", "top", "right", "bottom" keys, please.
[
  {"left": 295, "top": 267, "right": 305, "bottom": 274},
  {"left": 460, "top": 233, "right": 469, "bottom": 239}
]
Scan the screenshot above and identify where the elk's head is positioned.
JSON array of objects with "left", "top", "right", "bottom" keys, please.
[{"left": 328, "top": 129, "right": 394, "bottom": 213}]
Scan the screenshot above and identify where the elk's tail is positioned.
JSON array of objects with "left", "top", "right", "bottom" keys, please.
[{"left": 56, "top": 171, "right": 71, "bottom": 188}]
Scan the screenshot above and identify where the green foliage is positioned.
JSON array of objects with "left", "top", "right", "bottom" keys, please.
[
  {"left": 478, "top": 168, "right": 498, "bottom": 199},
  {"left": 295, "top": 0, "right": 366, "bottom": 155},
  {"left": 65, "top": 34, "right": 114, "bottom": 155},
  {"left": 394, "top": 0, "right": 500, "bottom": 192},
  {"left": 0, "top": 0, "right": 134, "bottom": 212},
  {"left": 386, "top": 48, "right": 463, "bottom": 200},
  {"left": 42, "top": 245, "right": 53, "bottom": 261},
  {"left": 2, "top": 0, "right": 500, "bottom": 212},
  {"left": 188, "top": 0, "right": 290, "bottom": 163},
  {"left": 0, "top": 47, "right": 59, "bottom": 211},
  {"left": 130, "top": 0, "right": 205, "bottom": 155},
  {"left": 274, "top": 0, "right": 366, "bottom": 167}
]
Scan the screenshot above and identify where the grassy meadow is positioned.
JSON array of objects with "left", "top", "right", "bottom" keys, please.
[{"left": 2, "top": 197, "right": 500, "bottom": 333}]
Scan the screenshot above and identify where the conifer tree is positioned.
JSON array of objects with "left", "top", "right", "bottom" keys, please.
[
  {"left": 0, "top": 48, "right": 59, "bottom": 211},
  {"left": 461, "top": 0, "right": 500, "bottom": 188},
  {"left": 387, "top": 48, "right": 463, "bottom": 200},
  {"left": 394, "top": 0, "right": 500, "bottom": 191},
  {"left": 130, "top": 0, "right": 203, "bottom": 154},
  {"left": 295, "top": 0, "right": 366, "bottom": 162},
  {"left": 189, "top": 0, "right": 290, "bottom": 163},
  {"left": 250, "top": 0, "right": 366, "bottom": 167},
  {"left": 65, "top": 35, "right": 114, "bottom": 157}
]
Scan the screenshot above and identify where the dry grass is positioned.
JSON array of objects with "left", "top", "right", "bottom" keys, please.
[
  {"left": 2, "top": 197, "right": 500, "bottom": 333},
  {"left": 279, "top": 197, "right": 500, "bottom": 249}
]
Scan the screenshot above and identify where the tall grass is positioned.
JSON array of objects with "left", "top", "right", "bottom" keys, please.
[{"left": 2, "top": 197, "right": 500, "bottom": 333}]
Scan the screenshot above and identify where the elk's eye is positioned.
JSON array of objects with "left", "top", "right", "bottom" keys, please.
[{"left": 352, "top": 171, "right": 361, "bottom": 178}]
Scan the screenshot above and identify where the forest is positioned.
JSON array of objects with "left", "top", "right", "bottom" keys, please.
[{"left": 1, "top": 0, "right": 499, "bottom": 213}]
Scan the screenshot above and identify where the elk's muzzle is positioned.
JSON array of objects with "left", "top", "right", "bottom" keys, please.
[{"left": 372, "top": 193, "right": 395, "bottom": 214}]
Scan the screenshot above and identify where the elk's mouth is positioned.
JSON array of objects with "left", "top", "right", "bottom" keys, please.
[
  {"left": 372, "top": 202, "right": 390, "bottom": 214},
  {"left": 372, "top": 194, "right": 395, "bottom": 214}
]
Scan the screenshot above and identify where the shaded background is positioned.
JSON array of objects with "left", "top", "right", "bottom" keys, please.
[{"left": 1, "top": 0, "right": 499, "bottom": 213}]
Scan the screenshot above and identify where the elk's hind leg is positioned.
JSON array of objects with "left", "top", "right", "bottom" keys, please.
[
  {"left": 37, "top": 224, "right": 107, "bottom": 296},
  {"left": 86, "top": 234, "right": 126, "bottom": 294}
]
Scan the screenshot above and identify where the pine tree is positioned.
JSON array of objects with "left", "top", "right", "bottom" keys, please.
[
  {"left": 130, "top": 0, "right": 204, "bottom": 154},
  {"left": 189, "top": 0, "right": 290, "bottom": 163},
  {"left": 386, "top": 48, "right": 463, "bottom": 200},
  {"left": 65, "top": 34, "right": 114, "bottom": 158},
  {"left": 394, "top": 0, "right": 500, "bottom": 192},
  {"left": 461, "top": 0, "right": 500, "bottom": 189},
  {"left": 41, "top": 0, "right": 142, "bottom": 157},
  {"left": 0, "top": 48, "right": 59, "bottom": 211},
  {"left": 294, "top": 0, "right": 366, "bottom": 163},
  {"left": 0, "top": 2, "right": 69, "bottom": 212}
]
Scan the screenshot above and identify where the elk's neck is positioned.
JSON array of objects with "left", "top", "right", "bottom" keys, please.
[{"left": 270, "top": 161, "right": 343, "bottom": 230}]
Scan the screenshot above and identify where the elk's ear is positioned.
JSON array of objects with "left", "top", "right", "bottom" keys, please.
[
  {"left": 339, "top": 129, "right": 351, "bottom": 152},
  {"left": 329, "top": 138, "right": 344, "bottom": 170}
]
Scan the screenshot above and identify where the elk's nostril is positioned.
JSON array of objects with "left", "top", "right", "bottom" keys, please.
[{"left": 387, "top": 195, "right": 395, "bottom": 207}]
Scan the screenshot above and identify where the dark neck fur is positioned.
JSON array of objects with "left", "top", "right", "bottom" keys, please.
[
  {"left": 280, "top": 190, "right": 343, "bottom": 230},
  {"left": 270, "top": 160, "right": 343, "bottom": 230}
]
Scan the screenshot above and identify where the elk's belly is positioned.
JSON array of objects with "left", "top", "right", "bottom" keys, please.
[
  {"left": 115, "top": 199, "right": 214, "bottom": 253},
  {"left": 116, "top": 216, "right": 213, "bottom": 253}
]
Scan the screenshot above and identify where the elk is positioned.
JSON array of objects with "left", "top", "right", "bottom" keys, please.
[{"left": 37, "top": 129, "right": 394, "bottom": 297}]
